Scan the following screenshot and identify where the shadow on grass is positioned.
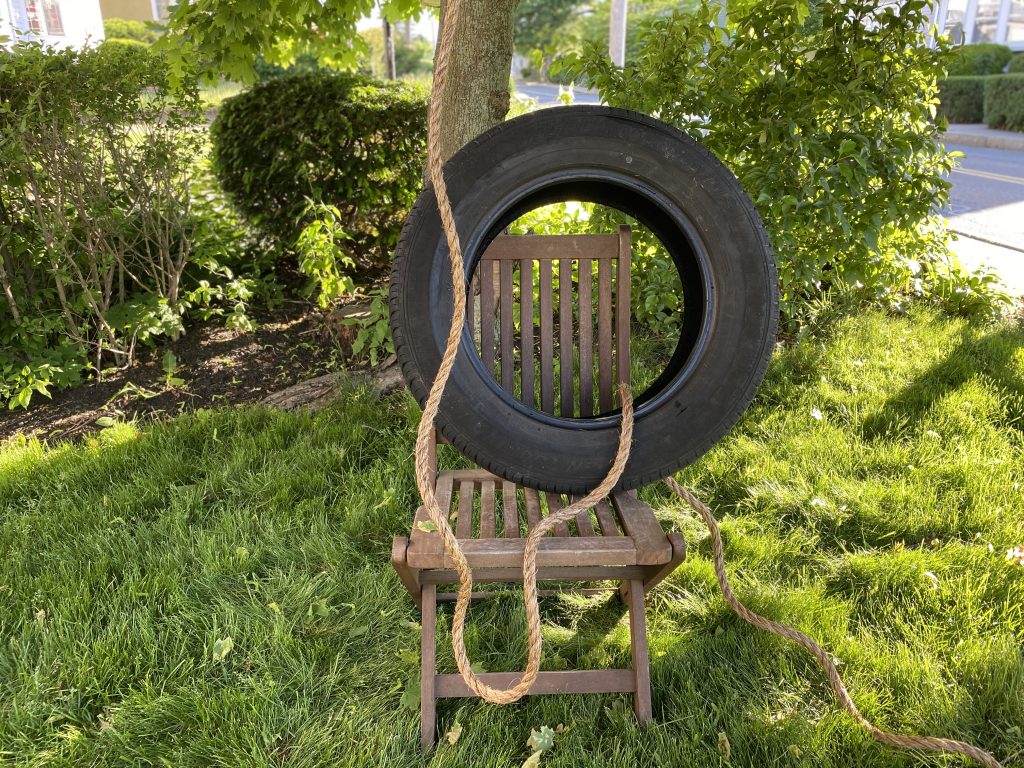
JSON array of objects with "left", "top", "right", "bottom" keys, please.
[{"left": 861, "top": 315, "right": 1024, "bottom": 441}]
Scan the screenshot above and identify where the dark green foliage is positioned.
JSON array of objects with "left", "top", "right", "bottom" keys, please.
[
  {"left": 0, "top": 43, "right": 254, "bottom": 409},
  {"left": 562, "top": 0, "right": 1003, "bottom": 323},
  {"left": 252, "top": 52, "right": 323, "bottom": 82},
  {"left": 1008, "top": 54, "right": 1024, "bottom": 73},
  {"left": 938, "top": 76, "right": 987, "bottom": 123},
  {"left": 210, "top": 73, "right": 427, "bottom": 275},
  {"left": 984, "top": 73, "right": 1024, "bottom": 131},
  {"left": 103, "top": 17, "right": 162, "bottom": 44},
  {"left": 947, "top": 42, "right": 1013, "bottom": 75}
]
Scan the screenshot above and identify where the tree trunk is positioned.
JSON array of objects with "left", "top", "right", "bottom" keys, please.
[
  {"left": 609, "top": 0, "right": 627, "bottom": 66},
  {"left": 433, "top": 0, "right": 519, "bottom": 163},
  {"left": 383, "top": 19, "right": 397, "bottom": 79}
]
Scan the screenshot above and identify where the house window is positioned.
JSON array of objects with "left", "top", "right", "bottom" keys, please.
[
  {"left": 1008, "top": 0, "right": 1024, "bottom": 43},
  {"left": 973, "top": 0, "right": 1001, "bottom": 41},
  {"left": 23, "top": 0, "right": 44, "bottom": 34},
  {"left": 41, "top": 0, "right": 63, "bottom": 36},
  {"left": 942, "top": 0, "right": 970, "bottom": 42},
  {"left": 152, "top": 0, "right": 171, "bottom": 21}
]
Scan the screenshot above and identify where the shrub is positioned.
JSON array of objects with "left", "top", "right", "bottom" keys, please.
[
  {"left": 938, "top": 76, "right": 987, "bottom": 123},
  {"left": 947, "top": 42, "right": 1013, "bottom": 75},
  {"left": 0, "top": 43, "right": 253, "bottom": 409},
  {"left": 100, "top": 37, "right": 150, "bottom": 53},
  {"left": 210, "top": 73, "right": 427, "bottom": 277},
  {"left": 103, "top": 17, "right": 161, "bottom": 44},
  {"left": 984, "top": 73, "right": 1024, "bottom": 131},
  {"left": 1009, "top": 54, "right": 1024, "bottom": 73},
  {"left": 560, "top": 0, "right": 1005, "bottom": 323}
]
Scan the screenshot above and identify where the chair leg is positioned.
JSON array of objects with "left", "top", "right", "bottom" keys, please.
[
  {"left": 627, "top": 578, "right": 653, "bottom": 723},
  {"left": 420, "top": 583, "right": 437, "bottom": 750},
  {"left": 391, "top": 537, "right": 422, "bottom": 607}
]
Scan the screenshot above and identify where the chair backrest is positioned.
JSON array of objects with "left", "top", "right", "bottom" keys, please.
[{"left": 470, "top": 225, "right": 631, "bottom": 418}]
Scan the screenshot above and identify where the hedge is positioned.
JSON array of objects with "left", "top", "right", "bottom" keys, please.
[
  {"left": 1009, "top": 54, "right": 1024, "bottom": 73},
  {"left": 947, "top": 42, "right": 1013, "bottom": 76},
  {"left": 210, "top": 73, "right": 427, "bottom": 276},
  {"left": 984, "top": 73, "right": 1024, "bottom": 131},
  {"left": 938, "top": 76, "right": 987, "bottom": 123}
]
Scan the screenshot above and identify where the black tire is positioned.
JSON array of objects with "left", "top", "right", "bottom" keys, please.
[{"left": 390, "top": 106, "right": 777, "bottom": 493}]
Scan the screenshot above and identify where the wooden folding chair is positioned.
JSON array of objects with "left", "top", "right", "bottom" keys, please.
[{"left": 391, "top": 225, "right": 687, "bottom": 749}]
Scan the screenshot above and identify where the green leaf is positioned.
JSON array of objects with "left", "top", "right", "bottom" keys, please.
[
  {"left": 527, "top": 726, "right": 556, "bottom": 753},
  {"left": 212, "top": 636, "right": 233, "bottom": 662}
]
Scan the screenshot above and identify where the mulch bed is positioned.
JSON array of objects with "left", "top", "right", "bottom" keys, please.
[{"left": 1, "top": 301, "right": 347, "bottom": 444}]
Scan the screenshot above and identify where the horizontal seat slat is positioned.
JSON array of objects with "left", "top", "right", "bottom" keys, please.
[{"left": 407, "top": 537, "right": 638, "bottom": 569}]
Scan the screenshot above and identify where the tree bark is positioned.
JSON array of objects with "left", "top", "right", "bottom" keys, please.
[
  {"left": 433, "top": 0, "right": 519, "bottom": 163},
  {"left": 609, "top": 0, "right": 627, "bottom": 66},
  {"left": 383, "top": 19, "right": 397, "bottom": 79}
]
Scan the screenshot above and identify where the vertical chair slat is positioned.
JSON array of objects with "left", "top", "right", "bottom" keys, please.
[
  {"left": 523, "top": 487, "right": 543, "bottom": 533},
  {"left": 480, "top": 261, "right": 496, "bottom": 377},
  {"left": 479, "top": 480, "right": 496, "bottom": 538},
  {"left": 558, "top": 258, "right": 574, "bottom": 417},
  {"left": 594, "top": 499, "right": 620, "bottom": 536},
  {"left": 616, "top": 226, "right": 632, "bottom": 395},
  {"left": 578, "top": 258, "right": 594, "bottom": 418},
  {"left": 572, "top": 497, "right": 597, "bottom": 536},
  {"left": 499, "top": 259, "right": 515, "bottom": 393},
  {"left": 519, "top": 259, "right": 535, "bottom": 408},
  {"left": 539, "top": 260, "right": 554, "bottom": 413},
  {"left": 544, "top": 493, "right": 572, "bottom": 537},
  {"left": 502, "top": 483, "right": 519, "bottom": 538},
  {"left": 456, "top": 480, "right": 474, "bottom": 539},
  {"left": 597, "top": 257, "right": 613, "bottom": 413}
]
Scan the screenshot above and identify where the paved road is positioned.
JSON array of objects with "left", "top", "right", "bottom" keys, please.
[
  {"left": 515, "top": 81, "right": 601, "bottom": 105},
  {"left": 944, "top": 144, "right": 1024, "bottom": 294}
]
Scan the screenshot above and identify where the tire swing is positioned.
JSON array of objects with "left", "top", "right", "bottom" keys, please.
[
  {"left": 391, "top": 10, "right": 1001, "bottom": 764},
  {"left": 391, "top": 106, "right": 778, "bottom": 493}
]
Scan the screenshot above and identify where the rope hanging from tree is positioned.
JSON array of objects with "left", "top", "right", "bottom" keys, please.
[{"left": 414, "top": 1, "right": 1002, "bottom": 763}]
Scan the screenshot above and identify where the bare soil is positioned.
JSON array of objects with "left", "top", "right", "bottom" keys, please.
[{"left": 0, "top": 302, "right": 345, "bottom": 443}]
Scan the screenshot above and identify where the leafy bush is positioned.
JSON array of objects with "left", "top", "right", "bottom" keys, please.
[
  {"left": 1009, "top": 54, "right": 1024, "bottom": 73},
  {"left": 101, "top": 37, "right": 150, "bottom": 53},
  {"left": 0, "top": 43, "right": 254, "bottom": 409},
  {"left": 561, "top": 0, "right": 1004, "bottom": 323},
  {"left": 984, "top": 73, "right": 1024, "bottom": 131},
  {"left": 103, "top": 17, "right": 161, "bottom": 44},
  {"left": 938, "top": 76, "right": 987, "bottom": 123},
  {"left": 210, "top": 73, "right": 427, "bottom": 277},
  {"left": 947, "top": 42, "right": 1013, "bottom": 76}
]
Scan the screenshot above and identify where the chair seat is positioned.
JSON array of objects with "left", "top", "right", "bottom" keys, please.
[{"left": 406, "top": 469, "right": 673, "bottom": 570}]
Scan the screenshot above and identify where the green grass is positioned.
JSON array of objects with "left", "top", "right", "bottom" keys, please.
[{"left": 1, "top": 305, "right": 1022, "bottom": 767}]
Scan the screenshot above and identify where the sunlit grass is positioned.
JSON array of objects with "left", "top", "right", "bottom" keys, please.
[{"left": 1, "top": 306, "right": 1021, "bottom": 766}]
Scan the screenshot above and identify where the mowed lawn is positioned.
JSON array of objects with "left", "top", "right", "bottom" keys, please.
[{"left": 1, "top": 306, "right": 1022, "bottom": 768}]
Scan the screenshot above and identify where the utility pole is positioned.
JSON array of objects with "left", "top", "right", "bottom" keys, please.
[
  {"left": 383, "top": 18, "right": 397, "bottom": 79},
  {"left": 609, "top": 0, "right": 627, "bottom": 66}
]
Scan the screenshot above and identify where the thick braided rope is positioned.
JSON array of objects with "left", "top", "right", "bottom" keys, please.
[
  {"left": 417, "top": 0, "right": 635, "bottom": 704},
  {"left": 663, "top": 477, "right": 1002, "bottom": 768}
]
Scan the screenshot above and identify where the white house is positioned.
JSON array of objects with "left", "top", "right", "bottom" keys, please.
[
  {"left": 932, "top": 0, "right": 1024, "bottom": 50},
  {"left": 1, "top": 0, "right": 105, "bottom": 49}
]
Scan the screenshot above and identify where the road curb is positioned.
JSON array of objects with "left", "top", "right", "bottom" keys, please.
[{"left": 944, "top": 129, "right": 1024, "bottom": 152}]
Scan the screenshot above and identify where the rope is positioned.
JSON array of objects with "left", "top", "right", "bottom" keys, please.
[
  {"left": 662, "top": 478, "right": 1002, "bottom": 768},
  {"left": 416, "top": 1, "right": 1002, "bottom": 762}
]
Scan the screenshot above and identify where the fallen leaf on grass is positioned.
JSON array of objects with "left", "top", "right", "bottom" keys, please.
[
  {"left": 717, "top": 731, "right": 732, "bottom": 762},
  {"left": 400, "top": 672, "right": 420, "bottom": 711},
  {"left": 527, "top": 726, "right": 555, "bottom": 752},
  {"left": 212, "top": 636, "right": 233, "bottom": 662},
  {"left": 445, "top": 721, "right": 463, "bottom": 745}
]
